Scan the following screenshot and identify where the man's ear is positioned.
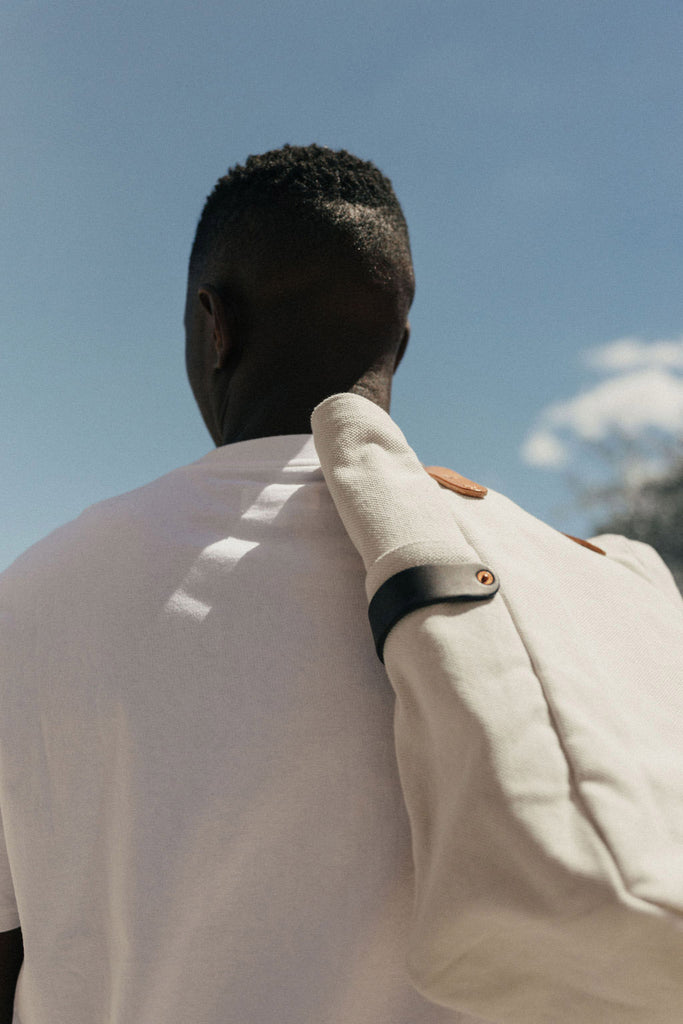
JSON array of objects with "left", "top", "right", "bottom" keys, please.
[
  {"left": 198, "top": 285, "right": 233, "bottom": 370},
  {"left": 394, "top": 321, "right": 410, "bottom": 372}
]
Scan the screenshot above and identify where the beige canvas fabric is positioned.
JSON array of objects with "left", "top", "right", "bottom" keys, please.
[{"left": 311, "top": 392, "right": 683, "bottom": 1024}]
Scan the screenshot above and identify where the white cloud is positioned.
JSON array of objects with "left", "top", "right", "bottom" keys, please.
[
  {"left": 521, "top": 430, "right": 569, "bottom": 468},
  {"left": 543, "top": 369, "right": 683, "bottom": 441},
  {"left": 584, "top": 335, "right": 683, "bottom": 372},
  {"left": 522, "top": 336, "right": 683, "bottom": 470}
]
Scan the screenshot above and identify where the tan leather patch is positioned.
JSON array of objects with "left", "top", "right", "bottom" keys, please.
[
  {"left": 425, "top": 466, "right": 488, "bottom": 498},
  {"left": 562, "top": 533, "right": 606, "bottom": 556}
]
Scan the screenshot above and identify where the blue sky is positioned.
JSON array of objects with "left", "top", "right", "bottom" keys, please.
[{"left": 2, "top": 0, "right": 682, "bottom": 570}]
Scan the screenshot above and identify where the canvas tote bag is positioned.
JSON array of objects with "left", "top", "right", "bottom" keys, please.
[{"left": 311, "top": 392, "right": 683, "bottom": 1024}]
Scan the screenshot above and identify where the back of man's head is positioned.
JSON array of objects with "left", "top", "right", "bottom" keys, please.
[{"left": 185, "top": 144, "right": 415, "bottom": 444}]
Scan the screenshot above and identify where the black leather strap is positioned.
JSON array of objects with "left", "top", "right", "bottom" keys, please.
[{"left": 368, "top": 563, "right": 500, "bottom": 663}]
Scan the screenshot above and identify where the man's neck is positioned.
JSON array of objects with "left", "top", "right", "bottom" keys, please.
[{"left": 218, "top": 378, "right": 392, "bottom": 446}]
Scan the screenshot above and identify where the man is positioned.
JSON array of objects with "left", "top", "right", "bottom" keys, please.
[
  {"left": 0, "top": 146, "right": 483, "bottom": 1022},
  {"left": 4, "top": 145, "right": 682, "bottom": 1024}
]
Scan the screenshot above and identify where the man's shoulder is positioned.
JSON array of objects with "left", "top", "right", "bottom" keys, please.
[{"left": 0, "top": 453, "right": 213, "bottom": 599}]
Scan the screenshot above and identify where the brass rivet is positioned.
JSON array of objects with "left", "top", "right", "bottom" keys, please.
[{"left": 477, "top": 569, "right": 495, "bottom": 585}]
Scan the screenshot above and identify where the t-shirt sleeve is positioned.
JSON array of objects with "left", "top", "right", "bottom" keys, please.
[
  {"left": 0, "top": 585, "right": 22, "bottom": 932},
  {"left": 0, "top": 805, "right": 19, "bottom": 931}
]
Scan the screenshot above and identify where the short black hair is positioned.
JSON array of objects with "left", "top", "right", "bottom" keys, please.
[{"left": 188, "top": 144, "right": 414, "bottom": 305}]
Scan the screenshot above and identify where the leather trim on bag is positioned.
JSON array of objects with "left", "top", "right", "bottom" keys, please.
[
  {"left": 368, "top": 563, "right": 500, "bottom": 662},
  {"left": 562, "top": 534, "right": 606, "bottom": 556},
  {"left": 425, "top": 466, "right": 488, "bottom": 498}
]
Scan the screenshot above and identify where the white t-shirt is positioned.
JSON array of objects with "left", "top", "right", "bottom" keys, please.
[{"left": 0, "top": 435, "right": 482, "bottom": 1024}]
